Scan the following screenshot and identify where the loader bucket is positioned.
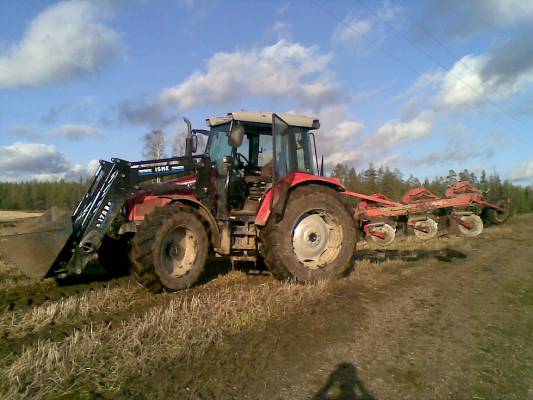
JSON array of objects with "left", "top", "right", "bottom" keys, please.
[{"left": 0, "top": 208, "right": 72, "bottom": 279}]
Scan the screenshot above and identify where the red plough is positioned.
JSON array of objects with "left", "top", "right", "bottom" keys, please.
[{"left": 341, "top": 182, "right": 511, "bottom": 246}]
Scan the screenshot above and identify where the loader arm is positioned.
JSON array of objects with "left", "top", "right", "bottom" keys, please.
[
  {"left": 62, "top": 155, "right": 209, "bottom": 277},
  {"left": 0, "top": 154, "right": 210, "bottom": 279}
]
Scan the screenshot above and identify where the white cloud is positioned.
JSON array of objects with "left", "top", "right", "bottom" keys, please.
[
  {"left": 299, "top": 105, "right": 365, "bottom": 168},
  {"left": 366, "top": 112, "right": 433, "bottom": 149},
  {"left": 332, "top": 2, "right": 403, "bottom": 53},
  {"left": 414, "top": 30, "right": 533, "bottom": 110},
  {"left": 118, "top": 40, "right": 343, "bottom": 127},
  {"left": 0, "top": 0, "right": 121, "bottom": 89},
  {"left": 508, "top": 160, "right": 533, "bottom": 182},
  {"left": 7, "top": 127, "right": 40, "bottom": 140},
  {"left": 266, "top": 21, "right": 292, "bottom": 40},
  {"left": 332, "top": 17, "right": 372, "bottom": 49},
  {"left": 160, "top": 39, "right": 339, "bottom": 110},
  {"left": 0, "top": 142, "right": 92, "bottom": 182},
  {"left": 7, "top": 124, "right": 103, "bottom": 141},
  {"left": 50, "top": 124, "right": 103, "bottom": 140},
  {"left": 87, "top": 159, "right": 101, "bottom": 175}
]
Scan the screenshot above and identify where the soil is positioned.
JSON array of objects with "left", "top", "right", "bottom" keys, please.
[{"left": 1, "top": 213, "right": 532, "bottom": 399}]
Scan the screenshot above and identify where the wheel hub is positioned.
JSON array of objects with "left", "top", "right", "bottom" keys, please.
[
  {"left": 160, "top": 227, "right": 197, "bottom": 277},
  {"left": 292, "top": 212, "right": 341, "bottom": 269}
]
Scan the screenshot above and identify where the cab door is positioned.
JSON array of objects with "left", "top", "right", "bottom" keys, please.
[{"left": 271, "top": 114, "right": 294, "bottom": 216}]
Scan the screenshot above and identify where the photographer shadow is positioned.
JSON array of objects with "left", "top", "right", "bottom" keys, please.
[{"left": 313, "top": 363, "right": 376, "bottom": 400}]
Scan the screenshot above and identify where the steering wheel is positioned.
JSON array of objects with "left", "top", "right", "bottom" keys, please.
[{"left": 236, "top": 152, "right": 249, "bottom": 167}]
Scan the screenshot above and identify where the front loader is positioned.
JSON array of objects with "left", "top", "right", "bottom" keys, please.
[{"left": 0, "top": 112, "right": 357, "bottom": 292}]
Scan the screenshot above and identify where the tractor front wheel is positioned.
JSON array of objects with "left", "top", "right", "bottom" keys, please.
[
  {"left": 130, "top": 203, "right": 209, "bottom": 292},
  {"left": 261, "top": 185, "right": 357, "bottom": 283}
]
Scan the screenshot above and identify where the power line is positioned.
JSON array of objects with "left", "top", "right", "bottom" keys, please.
[
  {"left": 355, "top": 0, "right": 532, "bottom": 131},
  {"left": 397, "top": 4, "right": 533, "bottom": 126},
  {"left": 310, "top": 0, "right": 530, "bottom": 143}
]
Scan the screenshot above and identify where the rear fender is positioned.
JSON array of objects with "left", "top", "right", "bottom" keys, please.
[
  {"left": 129, "top": 195, "right": 220, "bottom": 248},
  {"left": 255, "top": 173, "right": 345, "bottom": 226}
]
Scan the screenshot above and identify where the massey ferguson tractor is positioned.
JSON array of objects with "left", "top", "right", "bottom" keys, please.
[
  {"left": 0, "top": 112, "right": 510, "bottom": 292},
  {"left": 0, "top": 112, "right": 358, "bottom": 292}
]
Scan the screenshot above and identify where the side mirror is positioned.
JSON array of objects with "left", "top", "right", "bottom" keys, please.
[
  {"left": 229, "top": 125, "right": 244, "bottom": 148},
  {"left": 191, "top": 134, "right": 198, "bottom": 153}
]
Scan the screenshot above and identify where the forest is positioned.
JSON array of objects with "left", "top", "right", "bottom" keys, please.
[
  {"left": 0, "top": 180, "right": 87, "bottom": 210},
  {"left": 330, "top": 163, "right": 533, "bottom": 213},
  {"left": 0, "top": 163, "right": 532, "bottom": 213}
]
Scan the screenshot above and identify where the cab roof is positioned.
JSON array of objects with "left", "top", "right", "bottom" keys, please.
[{"left": 206, "top": 111, "right": 320, "bottom": 129}]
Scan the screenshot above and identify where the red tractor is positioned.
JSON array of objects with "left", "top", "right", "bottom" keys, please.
[{"left": 0, "top": 112, "right": 357, "bottom": 292}]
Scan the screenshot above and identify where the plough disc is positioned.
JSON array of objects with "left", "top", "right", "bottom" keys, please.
[
  {"left": 413, "top": 219, "right": 438, "bottom": 240},
  {"left": 457, "top": 214, "right": 483, "bottom": 238},
  {"left": 368, "top": 223, "right": 396, "bottom": 246}
]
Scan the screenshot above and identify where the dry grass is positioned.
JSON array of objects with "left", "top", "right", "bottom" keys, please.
[
  {"left": 0, "top": 231, "right": 473, "bottom": 399},
  {"left": 0, "top": 274, "right": 333, "bottom": 399},
  {"left": 0, "top": 284, "right": 141, "bottom": 339},
  {"left": 0, "top": 211, "right": 42, "bottom": 222}
]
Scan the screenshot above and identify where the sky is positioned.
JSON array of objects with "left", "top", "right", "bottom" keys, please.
[{"left": 1, "top": 0, "right": 532, "bottom": 184}]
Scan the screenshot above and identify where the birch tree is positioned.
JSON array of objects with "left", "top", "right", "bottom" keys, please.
[{"left": 142, "top": 130, "right": 166, "bottom": 159}]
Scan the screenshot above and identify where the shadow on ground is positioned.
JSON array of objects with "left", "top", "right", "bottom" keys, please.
[
  {"left": 356, "top": 248, "right": 467, "bottom": 264},
  {"left": 313, "top": 363, "right": 376, "bottom": 400}
]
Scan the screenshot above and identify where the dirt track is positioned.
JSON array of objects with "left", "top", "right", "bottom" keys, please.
[{"left": 1, "top": 213, "right": 532, "bottom": 399}]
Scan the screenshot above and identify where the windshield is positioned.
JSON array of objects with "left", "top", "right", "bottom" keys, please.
[{"left": 207, "top": 124, "right": 232, "bottom": 174}]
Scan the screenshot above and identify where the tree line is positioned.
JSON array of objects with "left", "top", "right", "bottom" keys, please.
[
  {"left": 0, "top": 163, "right": 531, "bottom": 213},
  {"left": 0, "top": 180, "right": 88, "bottom": 210},
  {"left": 331, "top": 163, "right": 533, "bottom": 214}
]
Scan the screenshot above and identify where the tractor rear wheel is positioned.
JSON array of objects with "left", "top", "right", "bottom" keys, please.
[
  {"left": 130, "top": 203, "right": 209, "bottom": 292},
  {"left": 261, "top": 185, "right": 356, "bottom": 283}
]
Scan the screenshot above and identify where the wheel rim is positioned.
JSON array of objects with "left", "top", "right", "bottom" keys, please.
[
  {"left": 413, "top": 219, "right": 438, "bottom": 240},
  {"left": 292, "top": 211, "right": 342, "bottom": 270},
  {"left": 160, "top": 226, "right": 198, "bottom": 277},
  {"left": 369, "top": 224, "right": 395, "bottom": 246},
  {"left": 458, "top": 215, "right": 483, "bottom": 237}
]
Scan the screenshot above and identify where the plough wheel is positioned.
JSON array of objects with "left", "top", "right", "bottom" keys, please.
[
  {"left": 457, "top": 214, "right": 483, "bottom": 237},
  {"left": 485, "top": 198, "right": 511, "bottom": 225},
  {"left": 413, "top": 219, "right": 438, "bottom": 240},
  {"left": 369, "top": 224, "right": 395, "bottom": 246}
]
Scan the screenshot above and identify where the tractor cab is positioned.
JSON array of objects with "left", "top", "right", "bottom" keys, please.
[{"left": 204, "top": 112, "right": 321, "bottom": 219}]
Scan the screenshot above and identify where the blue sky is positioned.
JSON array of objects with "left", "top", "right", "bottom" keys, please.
[{"left": 1, "top": 0, "right": 532, "bottom": 183}]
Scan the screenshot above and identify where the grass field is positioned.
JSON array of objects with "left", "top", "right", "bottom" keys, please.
[{"left": 0, "top": 213, "right": 532, "bottom": 399}]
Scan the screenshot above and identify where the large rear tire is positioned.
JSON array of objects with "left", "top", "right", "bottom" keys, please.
[
  {"left": 130, "top": 203, "right": 209, "bottom": 292},
  {"left": 261, "top": 185, "right": 356, "bottom": 283}
]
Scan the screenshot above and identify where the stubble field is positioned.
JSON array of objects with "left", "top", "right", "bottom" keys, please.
[{"left": 0, "top": 210, "right": 532, "bottom": 399}]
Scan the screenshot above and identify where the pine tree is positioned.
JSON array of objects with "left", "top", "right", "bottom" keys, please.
[
  {"left": 363, "top": 162, "right": 378, "bottom": 193},
  {"left": 446, "top": 170, "right": 458, "bottom": 186},
  {"left": 458, "top": 169, "right": 470, "bottom": 182},
  {"left": 479, "top": 170, "right": 488, "bottom": 191}
]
